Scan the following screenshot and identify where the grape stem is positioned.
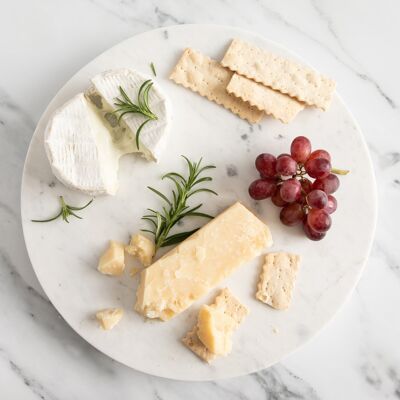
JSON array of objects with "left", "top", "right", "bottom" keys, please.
[{"left": 331, "top": 168, "right": 350, "bottom": 175}]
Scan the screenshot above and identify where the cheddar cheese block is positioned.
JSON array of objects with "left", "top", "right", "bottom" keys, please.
[{"left": 135, "top": 202, "right": 272, "bottom": 320}]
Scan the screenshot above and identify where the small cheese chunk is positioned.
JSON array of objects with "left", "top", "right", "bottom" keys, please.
[
  {"left": 197, "top": 305, "right": 236, "bottom": 355},
  {"left": 135, "top": 202, "right": 272, "bottom": 321},
  {"left": 183, "top": 288, "right": 248, "bottom": 362},
  {"left": 96, "top": 308, "right": 123, "bottom": 330},
  {"left": 125, "top": 234, "right": 155, "bottom": 267},
  {"left": 98, "top": 241, "right": 125, "bottom": 276},
  {"left": 256, "top": 252, "right": 300, "bottom": 309}
]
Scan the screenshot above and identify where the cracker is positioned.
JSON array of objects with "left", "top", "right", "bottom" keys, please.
[
  {"left": 213, "top": 288, "right": 249, "bottom": 326},
  {"left": 221, "top": 39, "right": 335, "bottom": 110},
  {"left": 169, "top": 48, "right": 264, "bottom": 123},
  {"left": 227, "top": 73, "right": 304, "bottom": 123},
  {"left": 182, "top": 326, "right": 217, "bottom": 363},
  {"left": 256, "top": 253, "right": 300, "bottom": 310},
  {"left": 182, "top": 288, "right": 248, "bottom": 362}
]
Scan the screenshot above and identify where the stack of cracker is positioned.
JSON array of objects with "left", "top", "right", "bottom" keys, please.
[{"left": 170, "top": 38, "right": 335, "bottom": 124}]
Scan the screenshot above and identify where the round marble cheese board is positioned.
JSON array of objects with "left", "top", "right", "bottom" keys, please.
[{"left": 21, "top": 24, "right": 377, "bottom": 380}]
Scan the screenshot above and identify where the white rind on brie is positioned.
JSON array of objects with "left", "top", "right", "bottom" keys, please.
[
  {"left": 44, "top": 93, "right": 121, "bottom": 195},
  {"left": 87, "top": 69, "right": 170, "bottom": 161}
]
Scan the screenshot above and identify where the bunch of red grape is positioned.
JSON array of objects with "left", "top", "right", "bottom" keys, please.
[{"left": 248, "top": 136, "right": 348, "bottom": 241}]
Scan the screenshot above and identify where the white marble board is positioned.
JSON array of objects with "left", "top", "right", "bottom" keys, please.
[{"left": 20, "top": 24, "right": 377, "bottom": 381}]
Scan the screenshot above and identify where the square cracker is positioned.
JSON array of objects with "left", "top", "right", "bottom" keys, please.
[
  {"left": 256, "top": 253, "right": 300, "bottom": 310},
  {"left": 226, "top": 73, "right": 304, "bottom": 123},
  {"left": 221, "top": 38, "right": 335, "bottom": 110},
  {"left": 182, "top": 288, "right": 248, "bottom": 363},
  {"left": 182, "top": 326, "right": 217, "bottom": 363},
  {"left": 169, "top": 48, "right": 264, "bottom": 124},
  {"left": 212, "top": 288, "right": 249, "bottom": 327}
]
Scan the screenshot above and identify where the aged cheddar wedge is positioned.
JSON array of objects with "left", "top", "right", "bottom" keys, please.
[{"left": 135, "top": 202, "right": 272, "bottom": 320}]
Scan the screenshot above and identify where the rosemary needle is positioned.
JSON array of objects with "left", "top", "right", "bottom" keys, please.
[
  {"left": 142, "top": 156, "right": 217, "bottom": 252},
  {"left": 113, "top": 80, "right": 158, "bottom": 150},
  {"left": 150, "top": 62, "right": 157, "bottom": 77},
  {"left": 31, "top": 196, "right": 93, "bottom": 223}
]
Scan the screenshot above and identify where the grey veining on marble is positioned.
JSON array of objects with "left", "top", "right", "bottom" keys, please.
[{"left": 0, "top": 0, "right": 399, "bottom": 399}]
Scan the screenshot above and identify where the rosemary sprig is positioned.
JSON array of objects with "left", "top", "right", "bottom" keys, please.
[
  {"left": 113, "top": 80, "right": 158, "bottom": 150},
  {"left": 142, "top": 156, "right": 217, "bottom": 251},
  {"left": 31, "top": 196, "right": 93, "bottom": 223},
  {"left": 150, "top": 62, "right": 157, "bottom": 77}
]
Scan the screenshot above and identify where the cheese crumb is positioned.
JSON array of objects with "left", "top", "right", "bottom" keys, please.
[
  {"left": 96, "top": 308, "right": 123, "bottom": 330},
  {"left": 125, "top": 234, "right": 155, "bottom": 267},
  {"left": 98, "top": 241, "right": 125, "bottom": 276}
]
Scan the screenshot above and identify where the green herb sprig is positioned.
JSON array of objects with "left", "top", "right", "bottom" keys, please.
[
  {"left": 113, "top": 80, "right": 158, "bottom": 150},
  {"left": 31, "top": 196, "right": 93, "bottom": 223},
  {"left": 142, "top": 156, "right": 217, "bottom": 251}
]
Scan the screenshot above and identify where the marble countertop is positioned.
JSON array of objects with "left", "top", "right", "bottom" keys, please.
[{"left": 0, "top": 0, "right": 398, "bottom": 398}]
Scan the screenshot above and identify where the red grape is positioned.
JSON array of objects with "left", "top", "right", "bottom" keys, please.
[
  {"left": 255, "top": 153, "right": 277, "bottom": 178},
  {"left": 300, "top": 178, "right": 313, "bottom": 195},
  {"left": 303, "top": 220, "right": 326, "bottom": 241},
  {"left": 290, "top": 136, "right": 311, "bottom": 163},
  {"left": 248, "top": 178, "right": 277, "bottom": 200},
  {"left": 305, "top": 158, "right": 331, "bottom": 179},
  {"left": 280, "top": 179, "right": 301, "bottom": 203},
  {"left": 276, "top": 155, "right": 297, "bottom": 176},
  {"left": 324, "top": 195, "right": 337, "bottom": 214},
  {"left": 307, "top": 149, "right": 331, "bottom": 162},
  {"left": 307, "top": 209, "right": 331, "bottom": 233},
  {"left": 280, "top": 203, "right": 304, "bottom": 226},
  {"left": 312, "top": 174, "right": 340, "bottom": 194},
  {"left": 277, "top": 153, "right": 291, "bottom": 159},
  {"left": 271, "top": 188, "right": 288, "bottom": 207},
  {"left": 306, "top": 189, "right": 328, "bottom": 209}
]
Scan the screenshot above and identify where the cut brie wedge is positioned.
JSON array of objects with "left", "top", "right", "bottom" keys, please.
[
  {"left": 44, "top": 69, "right": 170, "bottom": 195},
  {"left": 87, "top": 69, "right": 170, "bottom": 161}
]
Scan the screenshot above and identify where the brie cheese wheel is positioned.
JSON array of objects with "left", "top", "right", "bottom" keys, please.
[
  {"left": 86, "top": 69, "right": 170, "bottom": 161},
  {"left": 44, "top": 93, "right": 121, "bottom": 195}
]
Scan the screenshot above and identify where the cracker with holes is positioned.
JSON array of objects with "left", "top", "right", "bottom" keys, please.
[
  {"left": 221, "top": 38, "right": 335, "bottom": 110},
  {"left": 256, "top": 253, "right": 300, "bottom": 310},
  {"left": 169, "top": 48, "right": 264, "bottom": 123},
  {"left": 226, "top": 73, "right": 304, "bottom": 123}
]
